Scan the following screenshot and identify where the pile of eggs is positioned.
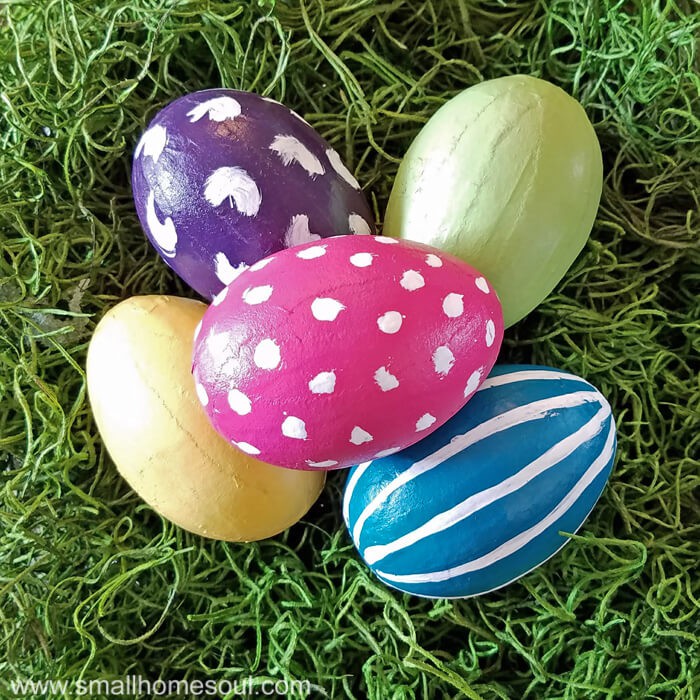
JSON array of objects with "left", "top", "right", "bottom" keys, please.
[{"left": 87, "top": 76, "right": 617, "bottom": 598}]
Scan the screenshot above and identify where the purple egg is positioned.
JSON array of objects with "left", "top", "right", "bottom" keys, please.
[{"left": 131, "top": 89, "right": 376, "bottom": 299}]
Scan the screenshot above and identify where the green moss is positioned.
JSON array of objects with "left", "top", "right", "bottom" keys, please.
[{"left": 1, "top": 1, "right": 698, "bottom": 698}]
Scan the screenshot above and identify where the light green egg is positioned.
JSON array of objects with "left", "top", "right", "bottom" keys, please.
[{"left": 384, "top": 75, "right": 603, "bottom": 328}]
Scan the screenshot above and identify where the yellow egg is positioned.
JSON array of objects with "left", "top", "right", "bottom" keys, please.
[{"left": 86, "top": 295, "right": 325, "bottom": 541}]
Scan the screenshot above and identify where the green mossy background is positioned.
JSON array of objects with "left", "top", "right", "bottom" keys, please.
[{"left": 1, "top": 1, "right": 698, "bottom": 698}]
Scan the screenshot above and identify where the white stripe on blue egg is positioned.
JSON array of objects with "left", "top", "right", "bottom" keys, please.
[{"left": 342, "top": 365, "right": 617, "bottom": 599}]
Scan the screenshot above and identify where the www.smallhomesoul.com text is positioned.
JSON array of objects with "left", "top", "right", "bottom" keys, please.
[{"left": 8, "top": 675, "right": 315, "bottom": 697}]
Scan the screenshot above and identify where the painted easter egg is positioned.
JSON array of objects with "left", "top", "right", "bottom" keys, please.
[
  {"left": 192, "top": 235, "right": 504, "bottom": 470},
  {"left": 131, "top": 88, "right": 375, "bottom": 299},
  {"left": 86, "top": 295, "right": 325, "bottom": 541},
  {"left": 343, "top": 365, "right": 617, "bottom": 598},
  {"left": 384, "top": 75, "right": 603, "bottom": 328}
]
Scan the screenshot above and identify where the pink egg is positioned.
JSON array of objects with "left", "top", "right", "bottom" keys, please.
[{"left": 192, "top": 235, "right": 504, "bottom": 470}]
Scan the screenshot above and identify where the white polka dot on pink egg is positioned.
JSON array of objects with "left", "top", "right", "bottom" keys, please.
[
  {"left": 311, "top": 298, "right": 345, "bottom": 321},
  {"left": 242, "top": 285, "right": 273, "bottom": 305},
  {"left": 191, "top": 235, "right": 504, "bottom": 470},
  {"left": 377, "top": 311, "right": 403, "bottom": 334},
  {"left": 442, "top": 293, "right": 464, "bottom": 318},
  {"left": 475, "top": 276, "right": 490, "bottom": 294},
  {"left": 400, "top": 270, "right": 425, "bottom": 291}
]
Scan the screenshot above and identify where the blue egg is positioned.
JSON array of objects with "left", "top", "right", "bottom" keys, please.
[{"left": 343, "top": 365, "right": 617, "bottom": 598}]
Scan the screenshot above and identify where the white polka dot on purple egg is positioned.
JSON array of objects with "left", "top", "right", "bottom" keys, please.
[
  {"left": 269, "top": 135, "right": 325, "bottom": 177},
  {"left": 326, "top": 148, "right": 361, "bottom": 189},
  {"left": 187, "top": 96, "right": 242, "bottom": 123},
  {"left": 212, "top": 286, "right": 228, "bottom": 306},
  {"left": 145, "top": 191, "right": 177, "bottom": 255},
  {"left": 284, "top": 213, "right": 321, "bottom": 248},
  {"left": 214, "top": 250, "right": 249, "bottom": 284},
  {"left": 204, "top": 167, "right": 261, "bottom": 214},
  {"left": 425, "top": 253, "right": 442, "bottom": 268},
  {"left": 135, "top": 125, "right": 167, "bottom": 163},
  {"left": 289, "top": 109, "right": 311, "bottom": 127},
  {"left": 348, "top": 213, "right": 372, "bottom": 236}
]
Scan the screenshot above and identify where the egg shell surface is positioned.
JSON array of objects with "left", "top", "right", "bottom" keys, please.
[
  {"left": 343, "top": 364, "right": 617, "bottom": 598},
  {"left": 86, "top": 295, "right": 325, "bottom": 541},
  {"left": 384, "top": 75, "right": 603, "bottom": 327},
  {"left": 132, "top": 88, "right": 375, "bottom": 299},
  {"left": 192, "top": 235, "right": 504, "bottom": 470}
]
